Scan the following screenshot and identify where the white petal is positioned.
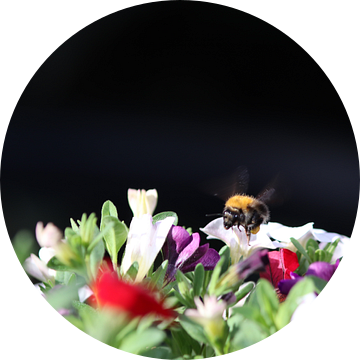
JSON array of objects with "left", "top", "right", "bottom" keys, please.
[
  {"left": 23, "top": 254, "right": 52, "bottom": 283},
  {"left": 127, "top": 188, "right": 140, "bottom": 216},
  {"left": 35, "top": 222, "right": 63, "bottom": 248},
  {"left": 121, "top": 214, "right": 152, "bottom": 275},
  {"left": 266, "top": 222, "right": 314, "bottom": 243},
  {"left": 201, "top": 218, "right": 243, "bottom": 263},
  {"left": 38, "top": 247, "right": 56, "bottom": 263},
  {"left": 134, "top": 215, "right": 175, "bottom": 282},
  {"left": 78, "top": 285, "right": 93, "bottom": 302},
  {"left": 145, "top": 189, "right": 158, "bottom": 215}
]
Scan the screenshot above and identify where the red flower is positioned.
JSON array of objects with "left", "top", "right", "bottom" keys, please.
[
  {"left": 91, "top": 271, "right": 175, "bottom": 320},
  {"left": 259, "top": 249, "right": 299, "bottom": 301}
]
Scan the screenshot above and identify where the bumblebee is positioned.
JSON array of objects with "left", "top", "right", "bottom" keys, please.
[
  {"left": 223, "top": 189, "right": 273, "bottom": 245},
  {"left": 203, "top": 167, "right": 280, "bottom": 245}
]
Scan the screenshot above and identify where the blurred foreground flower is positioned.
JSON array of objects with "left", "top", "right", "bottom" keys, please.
[
  {"left": 163, "top": 226, "right": 220, "bottom": 284},
  {"left": 92, "top": 271, "right": 175, "bottom": 319},
  {"left": 200, "top": 218, "right": 276, "bottom": 264},
  {"left": 121, "top": 214, "right": 175, "bottom": 282},
  {"left": 217, "top": 249, "right": 269, "bottom": 292},
  {"left": 128, "top": 188, "right": 158, "bottom": 218},
  {"left": 185, "top": 296, "right": 227, "bottom": 345},
  {"left": 23, "top": 222, "right": 63, "bottom": 283}
]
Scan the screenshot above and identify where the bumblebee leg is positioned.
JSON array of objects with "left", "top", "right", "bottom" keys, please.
[
  {"left": 245, "top": 227, "right": 251, "bottom": 246},
  {"left": 248, "top": 212, "right": 263, "bottom": 232}
]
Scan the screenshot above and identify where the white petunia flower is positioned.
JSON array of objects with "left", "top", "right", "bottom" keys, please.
[
  {"left": 121, "top": 214, "right": 175, "bottom": 282},
  {"left": 128, "top": 188, "right": 158, "bottom": 218},
  {"left": 262, "top": 222, "right": 349, "bottom": 262},
  {"left": 200, "top": 217, "right": 276, "bottom": 264},
  {"left": 23, "top": 254, "right": 56, "bottom": 283}
]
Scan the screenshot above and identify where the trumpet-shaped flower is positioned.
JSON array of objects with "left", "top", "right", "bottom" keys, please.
[
  {"left": 91, "top": 270, "right": 175, "bottom": 319},
  {"left": 162, "top": 226, "right": 220, "bottom": 283},
  {"left": 121, "top": 214, "right": 175, "bottom": 282},
  {"left": 263, "top": 222, "right": 349, "bottom": 262},
  {"left": 128, "top": 188, "right": 158, "bottom": 218},
  {"left": 259, "top": 248, "right": 299, "bottom": 288},
  {"left": 23, "top": 222, "right": 63, "bottom": 283},
  {"left": 200, "top": 217, "right": 276, "bottom": 264},
  {"left": 185, "top": 295, "right": 227, "bottom": 339},
  {"left": 217, "top": 249, "right": 269, "bottom": 291},
  {"left": 35, "top": 221, "right": 63, "bottom": 248},
  {"left": 23, "top": 254, "right": 56, "bottom": 283}
]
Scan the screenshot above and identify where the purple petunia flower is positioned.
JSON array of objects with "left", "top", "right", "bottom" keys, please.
[
  {"left": 163, "top": 226, "right": 220, "bottom": 284},
  {"left": 278, "top": 259, "right": 340, "bottom": 295}
]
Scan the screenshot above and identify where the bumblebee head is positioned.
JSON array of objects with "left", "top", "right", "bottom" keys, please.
[{"left": 223, "top": 208, "right": 244, "bottom": 229}]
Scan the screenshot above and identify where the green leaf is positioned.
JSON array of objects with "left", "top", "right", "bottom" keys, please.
[
  {"left": 327, "top": 238, "right": 340, "bottom": 258},
  {"left": 229, "top": 306, "right": 268, "bottom": 332},
  {"left": 140, "top": 346, "right": 174, "bottom": 359},
  {"left": 290, "top": 238, "right": 312, "bottom": 263},
  {"left": 12, "top": 230, "right": 37, "bottom": 265},
  {"left": 314, "top": 249, "right": 326, "bottom": 262},
  {"left": 306, "top": 238, "right": 319, "bottom": 252},
  {"left": 171, "top": 326, "right": 201, "bottom": 356},
  {"left": 120, "top": 328, "right": 166, "bottom": 355},
  {"left": 101, "top": 215, "right": 128, "bottom": 268},
  {"left": 153, "top": 211, "right": 178, "bottom": 226},
  {"left": 176, "top": 270, "right": 194, "bottom": 305},
  {"left": 72, "top": 300, "right": 97, "bottom": 314},
  {"left": 149, "top": 260, "right": 168, "bottom": 291},
  {"left": 101, "top": 200, "right": 118, "bottom": 220},
  {"left": 70, "top": 218, "right": 79, "bottom": 232},
  {"left": 180, "top": 315, "right": 209, "bottom": 345},
  {"left": 125, "top": 261, "right": 139, "bottom": 281},
  {"left": 64, "top": 315, "right": 85, "bottom": 331},
  {"left": 193, "top": 263, "right": 205, "bottom": 297},
  {"left": 208, "top": 257, "right": 224, "bottom": 295},
  {"left": 46, "top": 284, "right": 80, "bottom": 310},
  {"left": 253, "top": 279, "right": 279, "bottom": 329},
  {"left": 89, "top": 238, "right": 105, "bottom": 279},
  {"left": 230, "top": 318, "right": 268, "bottom": 351},
  {"left": 234, "top": 282, "right": 255, "bottom": 303},
  {"left": 275, "top": 277, "right": 317, "bottom": 329},
  {"left": 219, "top": 245, "right": 231, "bottom": 273},
  {"left": 47, "top": 256, "right": 71, "bottom": 271}
]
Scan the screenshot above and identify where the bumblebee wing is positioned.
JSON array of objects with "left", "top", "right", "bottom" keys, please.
[
  {"left": 256, "top": 173, "right": 290, "bottom": 205},
  {"left": 256, "top": 188, "right": 275, "bottom": 203},
  {"left": 200, "top": 166, "right": 249, "bottom": 201}
]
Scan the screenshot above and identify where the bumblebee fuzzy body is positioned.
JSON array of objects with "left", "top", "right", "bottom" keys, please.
[{"left": 223, "top": 194, "right": 270, "bottom": 245}]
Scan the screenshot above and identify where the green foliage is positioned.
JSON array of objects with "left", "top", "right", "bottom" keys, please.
[
  {"left": 153, "top": 211, "right": 178, "bottom": 226},
  {"left": 292, "top": 237, "right": 340, "bottom": 275},
  {"left": 16, "top": 196, "right": 343, "bottom": 358},
  {"left": 12, "top": 230, "right": 38, "bottom": 265}
]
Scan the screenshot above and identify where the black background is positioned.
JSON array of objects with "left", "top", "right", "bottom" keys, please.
[{"left": 1, "top": 1, "right": 358, "bottom": 249}]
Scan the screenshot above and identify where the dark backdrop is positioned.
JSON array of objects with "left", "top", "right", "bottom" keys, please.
[{"left": 1, "top": 1, "right": 358, "bottom": 249}]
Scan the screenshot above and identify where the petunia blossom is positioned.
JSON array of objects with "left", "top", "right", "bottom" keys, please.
[
  {"left": 162, "top": 226, "right": 220, "bottom": 284},
  {"left": 185, "top": 295, "right": 227, "bottom": 340},
  {"left": 91, "top": 270, "right": 175, "bottom": 319},
  {"left": 218, "top": 249, "right": 269, "bottom": 290},
  {"left": 263, "top": 222, "right": 349, "bottom": 262},
  {"left": 23, "top": 222, "right": 63, "bottom": 283},
  {"left": 128, "top": 188, "right": 158, "bottom": 218},
  {"left": 278, "top": 259, "right": 340, "bottom": 295},
  {"left": 200, "top": 217, "right": 276, "bottom": 264},
  {"left": 23, "top": 254, "right": 56, "bottom": 283},
  {"left": 259, "top": 248, "right": 299, "bottom": 288},
  {"left": 121, "top": 214, "right": 175, "bottom": 282}
]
